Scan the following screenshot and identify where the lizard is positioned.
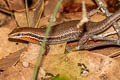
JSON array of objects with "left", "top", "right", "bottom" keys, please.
[{"left": 8, "top": 9, "right": 120, "bottom": 53}]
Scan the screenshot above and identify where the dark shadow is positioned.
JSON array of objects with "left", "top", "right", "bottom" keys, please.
[{"left": 88, "top": 45, "right": 120, "bottom": 51}]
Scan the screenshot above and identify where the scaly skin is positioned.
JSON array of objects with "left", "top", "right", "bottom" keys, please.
[{"left": 9, "top": 10, "right": 120, "bottom": 49}]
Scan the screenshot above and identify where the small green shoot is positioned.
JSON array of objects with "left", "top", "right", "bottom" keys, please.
[{"left": 32, "top": 0, "right": 63, "bottom": 80}]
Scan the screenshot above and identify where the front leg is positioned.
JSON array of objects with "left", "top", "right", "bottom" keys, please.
[
  {"left": 43, "top": 44, "right": 50, "bottom": 56},
  {"left": 76, "top": 34, "right": 90, "bottom": 50},
  {"left": 64, "top": 34, "right": 89, "bottom": 52}
]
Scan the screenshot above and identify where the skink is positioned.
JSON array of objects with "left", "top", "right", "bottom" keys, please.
[{"left": 9, "top": 10, "right": 120, "bottom": 49}]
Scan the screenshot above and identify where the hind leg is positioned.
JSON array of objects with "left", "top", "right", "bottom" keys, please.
[
  {"left": 75, "top": 34, "right": 90, "bottom": 50},
  {"left": 65, "top": 34, "right": 90, "bottom": 52}
]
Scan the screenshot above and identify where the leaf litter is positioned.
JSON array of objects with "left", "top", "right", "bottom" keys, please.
[{"left": 0, "top": 0, "right": 120, "bottom": 80}]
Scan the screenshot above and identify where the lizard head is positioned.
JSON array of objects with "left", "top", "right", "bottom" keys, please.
[
  {"left": 9, "top": 27, "right": 31, "bottom": 39},
  {"left": 9, "top": 27, "right": 41, "bottom": 44}
]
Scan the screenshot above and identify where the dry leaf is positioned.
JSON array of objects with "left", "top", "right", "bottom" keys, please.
[
  {"left": 14, "top": 11, "right": 34, "bottom": 27},
  {"left": 0, "top": 27, "right": 25, "bottom": 59},
  {"left": 41, "top": 51, "right": 120, "bottom": 80},
  {"left": 0, "top": 48, "right": 26, "bottom": 70}
]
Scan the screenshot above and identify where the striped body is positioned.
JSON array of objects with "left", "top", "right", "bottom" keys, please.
[
  {"left": 9, "top": 20, "right": 83, "bottom": 45},
  {"left": 9, "top": 10, "right": 120, "bottom": 45}
]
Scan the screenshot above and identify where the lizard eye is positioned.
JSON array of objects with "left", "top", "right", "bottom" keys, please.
[{"left": 15, "top": 33, "right": 21, "bottom": 36}]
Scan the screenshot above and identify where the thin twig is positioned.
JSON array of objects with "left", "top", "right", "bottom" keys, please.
[
  {"left": 25, "top": 0, "right": 30, "bottom": 27},
  {"left": 3, "top": 0, "right": 19, "bottom": 27},
  {"left": 98, "top": 31, "right": 117, "bottom": 37},
  {"left": 91, "top": 35, "right": 117, "bottom": 41},
  {"left": 109, "top": 51, "right": 120, "bottom": 58},
  {"left": 0, "top": 6, "right": 13, "bottom": 15},
  {"left": 32, "top": 0, "right": 44, "bottom": 28},
  {"left": 77, "top": 0, "right": 88, "bottom": 28}
]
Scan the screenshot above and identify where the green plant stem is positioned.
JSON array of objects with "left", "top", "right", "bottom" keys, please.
[{"left": 32, "top": 0, "right": 63, "bottom": 80}]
